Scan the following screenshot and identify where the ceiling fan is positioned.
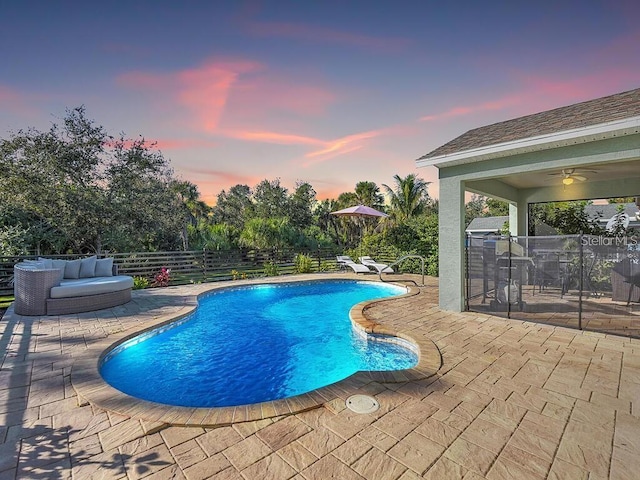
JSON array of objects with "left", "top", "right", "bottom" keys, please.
[{"left": 548, "top": 168, "right": 597, "bottom": 185}]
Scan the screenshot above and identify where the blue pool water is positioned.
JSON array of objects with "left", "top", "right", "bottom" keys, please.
[{"left": 100, "top": 280, "right": 418, "bottom": 407}]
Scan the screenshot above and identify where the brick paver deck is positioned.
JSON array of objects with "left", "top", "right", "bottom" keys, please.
[{"left": 1, "top": 273, "right": 639, "bottom": 479}]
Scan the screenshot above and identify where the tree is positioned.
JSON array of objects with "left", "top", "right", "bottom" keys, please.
[
  {"left": 172, "top": 180, "right": 211, "bottom": 250},
  {"left": 465, "top": 194, "right": 486, "bottom": 227},
  {"left": 239, "top": 217, "right": 296, "bottom": 250},
  {"left": 528, "top": 201, "right": 603, "bottom": 236},
  {"left": 486, "top": 198, "right": 509, "bottom": 216},
  {"left": 354, "top": 181, "right": 384, "bottom": 209},
  {"left": 382, "top": 174, "right": 431, "bottom": 223},
  {"left": 253, "top": 178, "right": 289, "bottom": 219},
  {"left": 212, "top": 184, "right": 253, "bottom": 231},
  {"left": 0, "top": 106, "right": 184, "bottom": 253},
  {"left": 289, "top": 181, "right": 316, "bottom": 230}
]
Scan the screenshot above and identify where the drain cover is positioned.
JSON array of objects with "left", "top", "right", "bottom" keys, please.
[{"left": 346, "top": 394, "right": 380, "bottom": 414}]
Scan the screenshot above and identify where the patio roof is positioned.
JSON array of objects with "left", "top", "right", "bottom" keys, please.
[{"left": 417, "top": 87, "right": 640, "bottom": 168}]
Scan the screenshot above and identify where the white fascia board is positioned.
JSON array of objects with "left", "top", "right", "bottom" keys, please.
[{"left": 416, "top": 115, "right": 640, "bottom": 169}]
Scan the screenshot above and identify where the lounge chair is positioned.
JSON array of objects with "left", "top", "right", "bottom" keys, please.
[
  {"left": 359, "top": 256, "right": 394, "bottom": 274},
  {"left": 336, "top": 255, "right": 371, "bottom": 274}
]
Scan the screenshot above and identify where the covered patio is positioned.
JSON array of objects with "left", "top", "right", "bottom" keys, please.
[{"left": 416, "top": 88, "right": 640, "bottom": 324}]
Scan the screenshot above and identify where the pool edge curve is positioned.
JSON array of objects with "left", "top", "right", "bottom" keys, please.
[{"left": 71, "top": 274, "right": 442, "bottom": 428}]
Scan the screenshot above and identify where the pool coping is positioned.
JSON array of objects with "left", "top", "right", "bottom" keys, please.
[{"left": 71, "top": 276, "right": 442, "bottom": 427}]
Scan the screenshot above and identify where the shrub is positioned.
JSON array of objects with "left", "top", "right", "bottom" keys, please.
[
  {"left": 231, "top": 269, "right": 247, "bottom": 280},
  {"left": 152, "top": 267, "right": 171, "bottom": 287},
  {"left": 294, "top": 253, "right": 313, "bottom": 274},
  {"left": 318, "top": 260, "right": 331, "bottom": 272},
  {"left": 133, "top": 276, "right": 149, "bottom": 290},
  {"left": 263, "top": 261, "right": 279, "bottom": 276}
]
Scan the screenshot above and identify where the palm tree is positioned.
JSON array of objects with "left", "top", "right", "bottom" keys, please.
[
  {"left": 382, "top": 174, "right": 431, "bottom": 223},
  {"left": 354, "top": 181, "right": 384, "bottom": 209},
  {"left": 172, "top": 180, "right": 211, "bottom": 250}
]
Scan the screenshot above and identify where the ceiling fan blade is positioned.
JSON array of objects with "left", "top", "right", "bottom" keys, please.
[{"left": 573, "top": 175, "right": 587, "bottom": 181}]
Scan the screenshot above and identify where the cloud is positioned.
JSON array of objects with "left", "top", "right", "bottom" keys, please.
[
  {"left": 221, "top": 129, "right": 325, "bottom": 146},
  {"left": 303, "top": 126, "right": 411, "bottom": 166},
  {"left": 244, "top": 20, "right": 411, "bottom": 53},
  {"left": 418, "top": 67, "right": 640, "bottom": 124},
  {"left": 0, "top": 85, "right": 22, "bottom": 103},
  {"left": 176, "top": 60, "right": 262, "bottom": 132},
  {"left": 153, "top": 138, "right": 218, "bottom": 150},
  {"left": 117, "top": 58, "right": 337, "bottom": 134},
  {"left": 117, "top": 59, "right": 263, "bottom": 132},
  {"left": 419, "top": 95, "right": 522, "bottom": 122},
  {"left": 304, "top": 131, "right": 376, "bottom": 162},
  {"left": 520, "top": 71, "right": 640, "bottom": 106},
  {"left": 229, "top": 79, "right": 336, "bottom": 118},
  {"left": 0, "top": 84, "right": 40, "bottom": 117},
  {"left": 103, "top": 137, "right": 217, "bottom": 151},
  {"left": 182, "top": 167, "right": 260, "bottom": 187},
  {"left": 218, "top": 126, "right": 386, "bottom": 166}
]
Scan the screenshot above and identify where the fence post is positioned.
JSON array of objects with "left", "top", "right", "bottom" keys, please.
[
  {"left": 507, "top": 234, "right": 512, "bottom": 319},
  {"left": 465, "top": 234, "right": 470, "bottom": 311},
  {"left": 578, "top": 232, "right": 584, "bottom": 330},
  {"left": 202, "top": 249, "right": 207, "bottom": 282}
]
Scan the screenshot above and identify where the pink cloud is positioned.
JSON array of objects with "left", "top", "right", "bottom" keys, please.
[
  {"left": 153, "top": 138, "right": 218, "bottom": 150},
  {"left": 520, "top": 71, "right": 640, "bottom": 106},
  {"left": 178, "top": 168, "right": 264, "bottom": 204},
  {"left": 117, "top": 58, "right": 337, "bottom": 134},
  {"left": 182, "top": 168, "right": 260, "bottom": 187},
  {"left": 0, "top": 85, "right": 22, "bottom": 103},
  {"left": 217, "top": 126, "right": 388, "bottom": 166},
  {"left": 0, "top": 84, "right": 40, "bottom": 117},
  {"left": 117, "top": 59, "right": 263, "bottom": 133},
  {"left": 221, "top": 129, "right": 325, "bottom": 146},
  {"left": 177, "top": 60, "right": 262, "bottom": 132},
  {"left": 229, "top": 79, "right": 336, "bottom": 118},
  {"left": 302, "top": 129, "right": 386, "bottom": 166},
  {"left": 419, "top": 67, "right": 640, "bottom": 125},
  {"left": 244, "top": 20, "right": 411, "bottom": 53},
  {"left": 419, "top": 95, "right": 522, "bottom": 122}
]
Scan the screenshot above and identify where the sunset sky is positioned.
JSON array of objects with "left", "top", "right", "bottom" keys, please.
[{"left": 1, "top": 1, "right": 639, "bottom": 204}]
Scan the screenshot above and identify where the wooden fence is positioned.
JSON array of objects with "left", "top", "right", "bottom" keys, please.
[{"left": 0, "top": 247, "right": 343, "bottom": 296}]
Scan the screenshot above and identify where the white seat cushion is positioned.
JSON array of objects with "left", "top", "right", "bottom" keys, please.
[{"left": 49, "top": 275, "right": 134, "bottom": 299}]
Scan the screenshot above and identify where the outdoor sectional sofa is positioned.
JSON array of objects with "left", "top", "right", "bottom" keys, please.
[{"left": 13, "top": 256, "right": 134, "bottom": 316}]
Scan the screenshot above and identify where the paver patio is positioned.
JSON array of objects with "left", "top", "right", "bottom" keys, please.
[{"left": 1, "top": 273, "right": 639, "bottom": 479}]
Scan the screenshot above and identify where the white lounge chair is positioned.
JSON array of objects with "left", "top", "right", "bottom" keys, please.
[
  {"left": 359, "top": 256, "right": 394, "bottom": 274},
  {"left": 336, "top": 255, "right": 371, "bottom": 274}
]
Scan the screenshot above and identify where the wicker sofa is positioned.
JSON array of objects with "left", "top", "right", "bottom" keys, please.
[{"left": 13, "top": 256, "right": 134, "bottom": 316}]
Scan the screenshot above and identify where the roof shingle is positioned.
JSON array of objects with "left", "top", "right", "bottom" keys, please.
[{"left": 419, "top": 88, "right": 640, "bottom": 160}]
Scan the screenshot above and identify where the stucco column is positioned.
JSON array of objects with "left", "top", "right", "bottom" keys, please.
[
  {"left": 438, "top": 176, "right": 466, "bottom": 311},
  {"left": 509, "top": 202, "right": 521, "bottom": 236}
]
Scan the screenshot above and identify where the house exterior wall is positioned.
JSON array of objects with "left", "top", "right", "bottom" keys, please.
[{"left": 438, "top": 176, "right": 466, "bottom": 311}]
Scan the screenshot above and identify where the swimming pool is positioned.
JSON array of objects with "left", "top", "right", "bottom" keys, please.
[{"left": 100, "top": 280, "right": 418, "bottom": 408}]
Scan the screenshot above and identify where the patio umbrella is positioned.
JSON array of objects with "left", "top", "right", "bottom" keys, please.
[{"left": 330, "top": 205, "right": 388, "bottom": 258}]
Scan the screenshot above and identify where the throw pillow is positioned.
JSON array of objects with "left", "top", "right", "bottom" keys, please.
[
  {"left": 37, "top": 257, "right": 54, "bottom": 269},
  {"left": 95, "top": 257, "right": 114, "bottom": 277},
  {"left": 79, "top": 255, "right": 98, "bottom": 278},
  {"left": 64, "top": 259, "right": 82, "bottom": 279},
  {"left": 20, "top": 261, "right": 45, "bottom": 270},
  {"left": 52, "top": 259, "right": 67, "bottom": 282}
]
